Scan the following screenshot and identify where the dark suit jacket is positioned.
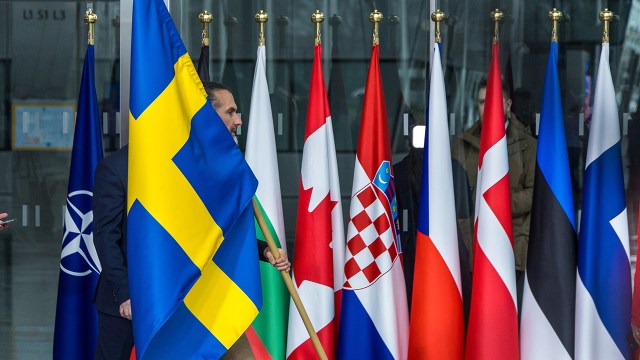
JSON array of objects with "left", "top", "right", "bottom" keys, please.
[
  {"left": 93, "top": 145, "right": 129, "bottom": 316},
  {"left": 91, "top": 145, "right": 271, "bottom": 316}
]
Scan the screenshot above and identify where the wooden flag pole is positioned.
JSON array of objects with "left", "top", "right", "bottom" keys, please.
[
  {"left": 250, "top": 11, "right": 326, "bottom": 360},
  {"left": 252, "top": 197, "right": 327, "bottom": 360}
]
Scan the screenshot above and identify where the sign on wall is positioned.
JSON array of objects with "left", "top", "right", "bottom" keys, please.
[
  {"left": 12, "top": 103, "right": 75, "bottom": 150},
  {"left": 11, "top": 2, "right": 77, "bottom": 100}
]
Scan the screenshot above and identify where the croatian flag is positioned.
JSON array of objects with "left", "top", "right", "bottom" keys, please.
[
  {"left": 337, "top": 43, "right": 409, "bottom": 360},
  {"left": 575, "top": 42, "right": 630, "bottom": 360}
]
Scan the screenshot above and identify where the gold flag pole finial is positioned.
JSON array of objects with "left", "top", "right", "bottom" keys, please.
[
  {"left": 431, "top": 9, "right": 445, "bottom": 44},
  {"left": 370, "top": 10, "right": 383, "bottom": 46},
  {"left": 490, "top": 9, "right": 503, "bottom": 44},
  {"left": 311, "top": 10, "right": 324, "bottom": 45},
  {"left": 198, "top": 11, "right": 213, "bottom": 47},
  {"left": 255, "top": 10, "right": 268, "bottom": 46},
  {"left": 548, "top": 8, "right": 563, "bottom": 43},
  {"left": 599, "top": 8, "right": 614, "bottom": 43},
  {"left": 84, "top": 8, "right": 98, "bottom": 45}
]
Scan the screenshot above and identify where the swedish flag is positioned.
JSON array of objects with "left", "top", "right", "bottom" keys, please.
[{"left": 127, "top": 1, "right": 261, "bottom": 359}]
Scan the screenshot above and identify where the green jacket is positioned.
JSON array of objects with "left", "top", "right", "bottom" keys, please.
[{"left": 451, "top": 116, "right": 537, "bottom": 271}]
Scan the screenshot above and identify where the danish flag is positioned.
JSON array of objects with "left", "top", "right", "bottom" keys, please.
[{"left": 465, "top": 42, "right": 519, "bottom": 360}]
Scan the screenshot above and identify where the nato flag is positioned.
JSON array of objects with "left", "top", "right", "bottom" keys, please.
[{"left": 53, "top": 43, "right": 104, "bottom": 360}]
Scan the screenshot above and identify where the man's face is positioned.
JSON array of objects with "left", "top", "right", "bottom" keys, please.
[
  {"left": 477, "top": 86, "right": 512, "bottom": 122},
  {"left": 212, "top": 89, "right": 242, "bottom": 143}
]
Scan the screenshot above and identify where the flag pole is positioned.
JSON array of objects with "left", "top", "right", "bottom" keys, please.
[
  {"left": 84, "top": 8, "right": 97, "bottom": 45},
  {"left": 599, "top": 8, "right": 614, "bottom": 43},
  {"left": 548, "top": 8, "right": 563, "bottom": 43},
  {"left": 490, "top": 8, "right": 503, "bottom": 44},
  {"left": 252, "top": 199, "right": 328, "bottom": 360},
  {"left": 252, "top": 11, "right": 327, "bottom": 360},
  {"left": 370, "top": 10, "right": 382, "bottom": 46},
  {"left": 198, "top": 10, "right": 212, "bottom": 47},
  {"left": 432, "top": 9, "right": 444, "bottom": 44},
  {"left": 313, "top": 10, "right": 323, "bottom": 45},
  {"left": 255, "top": 10, "right": 268, "bottom": 46},
  {"left": 197, "top": 10, "right": 212, "bottom": 82}
]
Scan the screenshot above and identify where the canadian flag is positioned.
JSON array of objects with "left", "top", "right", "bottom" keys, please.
[{"left": 286, "top": 43, "right": 345, "bottom": 359}]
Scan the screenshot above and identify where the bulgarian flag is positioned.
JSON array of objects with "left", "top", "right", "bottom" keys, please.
[
  {"left": 286, "top": 42, "right": 345, "bottom": 359},
  {"left": 245, "top": 43, "right": 289, "bottom": 359}
]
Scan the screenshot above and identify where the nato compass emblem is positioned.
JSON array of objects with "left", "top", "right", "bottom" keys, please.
[{"left": 61, "top": 190, "right": 102, "bottom": 276}]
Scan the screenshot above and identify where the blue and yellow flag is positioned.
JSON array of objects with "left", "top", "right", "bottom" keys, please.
[{"left": 127, "top": 1, "right": 261, "bottom": 359}]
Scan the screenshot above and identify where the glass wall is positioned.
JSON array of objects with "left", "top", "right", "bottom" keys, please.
[
  {"left": 0, "top": 0, "right": 638, "bottom": 358},
  {"left": 172, "top": 0, "right": 639, "bottom": 247},
  {"left": 0, "top": 1, "right": 120, "bottom": 358}
]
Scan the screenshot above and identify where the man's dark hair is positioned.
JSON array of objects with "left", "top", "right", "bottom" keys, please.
[
  {"left": 203, "top": 81, "right": 232, "bottom": 109},
  {"left": 477, "top": 78, "right": 511, "bottom": 100}
]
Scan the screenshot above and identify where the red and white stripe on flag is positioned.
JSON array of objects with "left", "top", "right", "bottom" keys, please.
[{"left": 465, "top": 42, "right": 519, "bottom": 360}]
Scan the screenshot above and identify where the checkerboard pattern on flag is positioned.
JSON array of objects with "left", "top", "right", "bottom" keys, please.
[
  {"left": 286, "top": 43, "right": 345, "bottom": 360},
  {"left": 337, "top": 43, "right": 409, "bottom": 360},
  {"left": 344, "top": 179, "right": 400, "bottom": 287},
  {"left": 464, "top": 42, "right": 519, "bottom": 360}
]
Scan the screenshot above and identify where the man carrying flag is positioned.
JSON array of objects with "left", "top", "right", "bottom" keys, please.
[
  {"left": 53, "top": 9, "right": 103, "bottom": 360},
  {"left": 337, "top": 11, "right": 409, "bottom": 360},
  {"left": 125, "top": 0, "right": 268, "bottom": 358},
  {"left": 408, "top": 11, "right": 463, "bottom": 359},
  {"left": 463, "top": 10, "right": 519, "bottom": 360},
  {"left": 575, "top": 9, "right": 630, "bottom": 360},
  {"left": 521, "top": 9, "right": 577, "bottom": 360},
  {"left": 287, "top": 11, "right": 345, "bottom": 360}
]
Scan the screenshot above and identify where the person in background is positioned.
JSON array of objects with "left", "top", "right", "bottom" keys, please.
[{"left": 450, "top": 78, "right": 537, "bottom": 311}]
